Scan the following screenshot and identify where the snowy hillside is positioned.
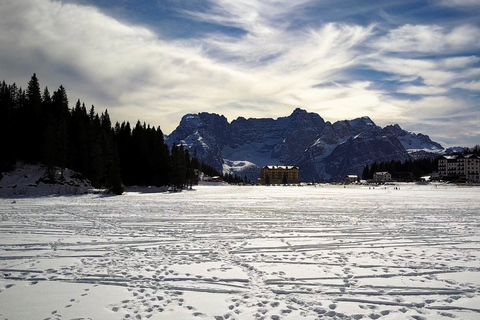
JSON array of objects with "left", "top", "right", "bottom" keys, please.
[
  {"left": 0, "top": 162, "right": 93, "bottom": 196},
  {"left": 384, "top": 124, "right": 444, "bottom": 158}
]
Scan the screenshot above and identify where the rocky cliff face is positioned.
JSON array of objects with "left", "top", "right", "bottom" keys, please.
[
  {"left": 166, "top": 109, "right": 444, "bottom": 182},
  {"left": 383, "top": 124, "right": 444, "bottom": 159}
]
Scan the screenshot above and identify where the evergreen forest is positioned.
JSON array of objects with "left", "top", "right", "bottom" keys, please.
[
  {"left": 361, "top": 144, "right": 480, "bottom": 181},
  {"left": 0, "top": 74, "right": 229, "bottom": 194},
  {"left": 361, "top": 158, "right": 438, "bottom": 181}
]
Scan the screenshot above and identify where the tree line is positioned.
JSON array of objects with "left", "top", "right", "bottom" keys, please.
[
  {"left": 461, "top": 145, "right": 480, "bottom": 156},
  {"left": 361, "top": 145, "right": 480, "bottom": 181},
  {"left": 361, "top": 158, "right": 438, "bottom": 181},
  {"left": 0, "top": 74, "right": 225, "bottom": 194}
]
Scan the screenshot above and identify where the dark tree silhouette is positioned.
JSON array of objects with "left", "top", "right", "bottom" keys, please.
[{"left": 0, "top": 73, "right": 246, "bottom": 192}]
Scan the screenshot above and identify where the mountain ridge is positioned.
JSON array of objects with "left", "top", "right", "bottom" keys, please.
[{"left": 166, "top": 108, "right": 444, "bottom": 182}]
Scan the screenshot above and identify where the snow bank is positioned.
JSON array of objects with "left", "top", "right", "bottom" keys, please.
[{"left": 0, "top": 162, "right": 93, "bottom": 197}]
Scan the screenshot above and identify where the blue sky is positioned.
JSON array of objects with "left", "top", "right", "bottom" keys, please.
[{"left": 1, "top": 0, "right": 479, "bottom": 147}]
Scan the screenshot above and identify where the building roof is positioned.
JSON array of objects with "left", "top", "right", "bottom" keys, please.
[
  {"left": 441, "top": 154, "right": 479, "bottom": 160},
  {"left": 263, "top": 165, "right": 299, "bottom": 169},
  {"left": 441, "top": 155, "right": 460, "bottom": 160},
  {"left": 465, "top": 154, "right": 480, "bottom": 159}
]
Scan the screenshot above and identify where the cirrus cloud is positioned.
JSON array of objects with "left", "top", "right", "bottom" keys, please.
[{"left": 0, "top": 0, "right": 479, "bottom": 147}]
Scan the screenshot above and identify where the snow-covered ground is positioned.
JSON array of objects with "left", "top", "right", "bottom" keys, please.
[
  {"left": 1, "top": 184, "right": 480, "bottom": 320},
  {"left": 0, "top": 162, "right": 93, "bottom": 197}
]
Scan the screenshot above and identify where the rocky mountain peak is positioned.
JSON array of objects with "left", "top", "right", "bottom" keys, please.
[
  {"left": 383, "top": 124, "right": 444, "bottom": 155},
  {"left": 166, "top": 110, "right": 443, "bottom": 182}
]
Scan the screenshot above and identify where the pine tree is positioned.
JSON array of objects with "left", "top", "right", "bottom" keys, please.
[
  {"left": 69, "top": 100, "right": 90, "bottom": 174},
  {"left": 42, "top": 87, "right": 51, "bottom": 105},
  {"left": 48, "top": 85, "right": 70, "bottom": 173},
  {"left": 26, "top": 73, "right": 42, "bottom": 108},
  {"left": 0, "top": 82, "right": 18, "bottom": 172},
  {"left": 115, "top": 121, "right": 134, "bottom": 185},
  {"left": 104, "top": 134, "right": 123, "bottom": 195},
  {"left": 170, "top": 145, "right": 188, "bottom": 188},
  {"left": 362, "top": 165, "right": 370, "bottom": 180},
  {"left": 473, "top": 145, "right": 480, "bottom": 156},
  {"left": 1, "top": 74, "right": 231, "bottom": 193},
  {"left": 20, "top": 74, "right": 43, "bottom": 161}
]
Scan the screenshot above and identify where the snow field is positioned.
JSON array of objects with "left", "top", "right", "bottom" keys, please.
[{"left": 1, "top": 184, "right": 480, "bottom": 319}]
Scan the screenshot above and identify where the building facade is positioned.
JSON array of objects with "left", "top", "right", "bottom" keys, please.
[
  {"left": 261, "top": 166, "right": 299, "bottom": 184},
  {"left": 345, "top": 175, "right": 358, "bottom": 184},
  {"left": 373, "top": 171, "right": 392, "bottom": 183},
  {"left": 438, "top": 154, "right": 480, "bottom": 182}
]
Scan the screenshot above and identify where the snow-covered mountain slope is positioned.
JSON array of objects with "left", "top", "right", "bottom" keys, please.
[
  {"left": 165, "top": 109, "right": 444, "bottom": 182},
  {"left": 0, "top": 162, "right": 93, "bottom": 196},
  {"left": 383, "top": 124, "right": 444, "bottom": 159}
]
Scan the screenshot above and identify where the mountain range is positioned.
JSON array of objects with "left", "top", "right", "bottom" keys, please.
[{"left": 165, "top": 108, "right": 444, "bottom": 182}]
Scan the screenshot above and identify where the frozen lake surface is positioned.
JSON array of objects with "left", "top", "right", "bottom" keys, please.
[{"left": 1, "top": 184, "right": 480, "bottom": 319}]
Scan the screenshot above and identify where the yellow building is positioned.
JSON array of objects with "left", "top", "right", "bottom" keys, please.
[{"left": 261, "top": 165, "right": 299, "bottom": 185}]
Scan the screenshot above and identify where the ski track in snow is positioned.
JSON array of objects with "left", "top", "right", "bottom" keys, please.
[{"left": 1, "top": 184, "right": 480, "bottom": 319}]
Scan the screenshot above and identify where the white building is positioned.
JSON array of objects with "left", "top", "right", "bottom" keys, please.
[
  {"left": 345, "top": 175, "right": 358, "bottom": 184},
  {"left": 373, "top": 171, "right": 392, "bottom": 183},
  {"left": 438, "top": 154, "right": 480, "bottom": 182}
]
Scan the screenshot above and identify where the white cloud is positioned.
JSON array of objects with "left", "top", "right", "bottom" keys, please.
[
  {"left": 181, "top": 0, "right": 312, "bottom": 37},
  {"left": 1, "top": 0, "right": 266, "bottom": 127},
  {"left": 453, "top": 81, "right": 480, "bottom": 91},
  {"left": 445, "top": 25, "right": 480, "bottom": 49},
  {"left": 374, "top": 24, "right": 445, "bottom": 53},
  {"left": 397, "top": 85, "right": 448, "bottom": 95},
  {"left": 440, "top": 56, "right": 480, "bottom": 69},
  {"left": 0, "top": 0, "right": 378, "bottom": 133},
  {"left": 381, "top": 94, "right": 478, "bottom": 143},
  {"left": 0, "top": 0, "right": 478, "bottom": 146},
  {"left": 366, "top": 57, "right": 457, "bottom": 87},
  {"left": 374, "top": 24, "right": 480, "bottom": 53},
  {"left": 438, "top": 0, "right": 480, "bottom": 8},
  {"left": 311, "top": 90, "right": 404, "bottom": 124}
]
